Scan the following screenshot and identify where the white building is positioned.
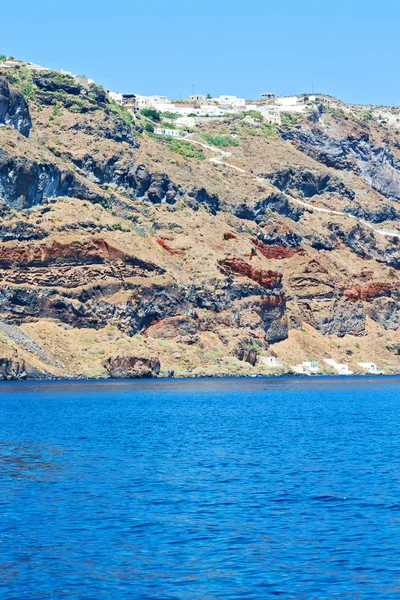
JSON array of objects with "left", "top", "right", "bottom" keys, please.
[
  {"left": 324, "top": 359, "right": 353, "bottom": 375},
  {"left": 259, "top": 105, "right": 281, "bottom": 124},
  {"left": 358, "top": 363, "right": 383, "bottom": 375},
  {"left": 259, "top": 356, "right": 282, "bottom": 368},
  {"left": 293, "top": 361, "right": 319, "bottom": 374},
  {"left": 153, "top": 127, "right": 185, "bottom": 138},
  {"left": 109, "top": 91, "right": 123, "bottom": 105},
  {"left": 176, "top": 117, "right": 196, "bottom": 127},
  {"left": 215, "top": 95, "right": 246, "bottom": 107}
]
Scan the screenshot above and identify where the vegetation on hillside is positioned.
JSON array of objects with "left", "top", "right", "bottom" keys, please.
[{"left": 202, "top": 134, "right": 239, "bottom": 147}]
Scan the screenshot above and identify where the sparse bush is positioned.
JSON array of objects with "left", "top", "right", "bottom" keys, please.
[
  {"left": 361, "top": 110, "right": 375, "bottom": 121},
  {"left": 202, "top": 134, "right": 239, "bottom": 147},
  {"left": 140, "top": 108, "right": 161, "bottom": 121},
  {"left": 167, "top": 138, "right": 205, "bottom": 160},
  {"left": 162, "top": 111, "right": 179, "bottom": 120},
  {"left": 280, "top": 111, "right": 303, "bottom": 126}
]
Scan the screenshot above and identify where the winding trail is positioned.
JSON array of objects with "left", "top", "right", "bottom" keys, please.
[{"left": 184, "top": 135, "right": 400, "bottom": 239}]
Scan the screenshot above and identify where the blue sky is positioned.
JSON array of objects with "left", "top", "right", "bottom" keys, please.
[{"left": 2, "top": 0, "right": 399, "bottom": 105}]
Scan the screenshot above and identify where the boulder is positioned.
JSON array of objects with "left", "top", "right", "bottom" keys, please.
[
  {"left": 0, "top": 357, "right": 26, "bottom": 380},
  {"left": 103, "top": 355, "right": 160, "bottom": 378}
]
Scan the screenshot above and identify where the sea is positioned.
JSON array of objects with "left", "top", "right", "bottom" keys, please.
[{"left": 1, "top": 376, "right": 400, "bottom": 599}]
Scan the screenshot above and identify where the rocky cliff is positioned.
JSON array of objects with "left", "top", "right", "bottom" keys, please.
[{"left": 0, "top": 63, "right": 398, "bottom": 378}]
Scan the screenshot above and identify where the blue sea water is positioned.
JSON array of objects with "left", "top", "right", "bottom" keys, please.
[{"left": 1, "top": 376, "right": 400, "bottom": 599}]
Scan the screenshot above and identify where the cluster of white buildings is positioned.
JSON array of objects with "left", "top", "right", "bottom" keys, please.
[{"left": 108, "top": 91, "right": 286, "bottom": 124}]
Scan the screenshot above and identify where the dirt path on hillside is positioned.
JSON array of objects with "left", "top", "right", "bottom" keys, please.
[{"left": 185, "top": 136, "right": 400, "bottom": 239}]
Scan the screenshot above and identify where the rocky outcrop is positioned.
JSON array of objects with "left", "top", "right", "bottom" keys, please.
[
  {"left": 281, "top": 124, "right": 400, "bottom": 202},
  {"left": 0, "top": 221, "right": 48, "bottom": 241},
  {"left": 265, "top": 168, "right": 355, "bottom": 200},
  {"left": 0, "top": 76, "right": 32, "bottom": 137},
  {"left": 144, "top": 315, "right": 198, "bottom": 339},
  {"left": 219, "top": 258, "right": 283, "bottom": 289},
  {"left": 0, "top": 239, "right": 163, "bottom": 289},
  {"left": 33, "top": 73, "right": 82, "bottom": 96},
  {"left": 235, "top": 344, "right": 257, "bottom": 366},
  {"left": 0, "top": 150, "right": 106, "bottom": 209},
  {"left": 256, "top": 226, "right": 303, "bottom": 248},
  {"left": 367, "top": 297, "right": 399, "bottom": 330},
  {"left": 0, "top": 357, "right": 26, "bottom": 380},
  {"left": 187, "top": 187, "right": 220, "bottom": 215},
  {"left": 219, "top": 258, "right": 287, "bottom": 342},
  {"left": 72, "top": 116, "right": 139, "bottom": 148},
  {"left": 320, "top": 299, "right": 366, "bottom": 337},
  {"left": 103, "top": 355, "right": 160, "bottom": 378},
  {"left": 234, "top": 192, "right": 304, "bottom": 223},
  {"left": 252, "top": 238, "right": 306, "bottom": 259}
]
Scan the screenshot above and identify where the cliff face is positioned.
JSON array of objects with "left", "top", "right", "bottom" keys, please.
[{"left": 0, "top": 65, "right": 398, "bottom": 378}]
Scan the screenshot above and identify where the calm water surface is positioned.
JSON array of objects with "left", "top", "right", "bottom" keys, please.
[{"left": 1, "top": 376, "right": 400, "bottom": 599}]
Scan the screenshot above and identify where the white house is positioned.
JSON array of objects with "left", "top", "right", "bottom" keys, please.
[
  {"left": 324, "top": 359, "right": 353, "bottom": 375},
  {"left": 259, "top": 105, "right": 281, "bottom": 124},
  {"left": 153, "top": 128, "right": 185, "bottom": 138},
  {"left": 292, "top": 361, "right": 319, "bottom": 374},
  {"left": 358, "top": 363, "right": 383, "bottom": 375},
  {"left": 176, "top": 117, "right": 196, "bottom": 127},
  {"left": 215, "top": 95, "right": 246, "bottom": 107},
  {"left": 259, "top": 356, "right": 282, "bottom": 368},
  {"left": 109, "top": 91, "right": 123, "bottom": 105}
]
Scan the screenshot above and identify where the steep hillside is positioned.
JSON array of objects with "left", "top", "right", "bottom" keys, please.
[{"left": 0, "top": 63, "right": 399, "bottom": 379}]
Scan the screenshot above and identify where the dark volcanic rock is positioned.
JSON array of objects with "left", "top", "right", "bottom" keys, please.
[
  {"left": 0, "top": 357, "right": 26, "bottom": 380},
  {"left": 366, "top": 297, "right": 400, "bottom": 330},
  {"left": 320, "top": 299, "right": 366, "bottom": 337},
  {"left": 72, "top": 117, "right": 139, "bottom": 148},
  {"left": 343, "top": 202, "right": 400, "bottom": 224},
  {"left": 0, "top": 76, "right": 32, "bottom": 137},
  {"left": 265, "top": 167, "right": 355, "bottom": 201},
  {"left": 281, "top": 125, "right": 400, "bottom": 201},
  {"left": 0, "top": 221, "right": 48, "bottom": 241},
  {"left": 235, "top": 344, "right": 257, "bottom": 366},
  {"left": 33, "top": 73, "right": 82, "bottom": 95},
  {"left": 233, "top": 193, "right": 304, "bottom": 223},
  {"left": 187, "top": 187, "right": 220, "bottom": 214},
  {"left": 103, "top": 355, "right": 160, "bottom": 378},
  {"left": 0, "top": 150, "right": 107, "bottom": 208}
]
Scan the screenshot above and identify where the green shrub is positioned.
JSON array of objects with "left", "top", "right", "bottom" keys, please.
[
  {"left": 202, "top": 134, "right": 239, "bottom": 147},
  {"left": 52, "top": 103, "right": 62, "bottom": 116},
  {"left": 22, "top": 84, "right": 35, "bottom": 98},
  {"left": 239, "top": 109, "right": 264, "bottom": 121},
  {"left": 167, "top": 139, "right": 205, "bottom": 160},
  {"left": 264, "top": 123, "right": 276, "bottom": 136},
  {"left": 160, "top": 121, "right": 176, "bottom": 129},
  {"left": 144, "top": 122, "right": 154, "bottom": 133},
  {"left": 162, "top": 111, "right": 179, "bottom": 120},
  {"left": 0, "top": 54, "right": 6, "bottom": 61},
  {"left": 361, "top": 110, "right": 375, "bottom": 121},
  {"left": 140, "top": 108, "right": 161, "bottom": 121},
  {"left": 280, "top": 111, "right": 303, "bottom": 126}
]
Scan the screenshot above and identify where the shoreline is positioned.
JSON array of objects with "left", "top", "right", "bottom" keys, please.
[{"left": 1, "top": 372, "right": 399, "bottom": 384}]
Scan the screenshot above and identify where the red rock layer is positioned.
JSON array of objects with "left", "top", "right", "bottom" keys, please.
[
  {"left": 219, "top": 258, "right": 282, "bottom": 288},
  {"left": 155, "top": 238, "right": 184, "bottom": 255},
  {"left": 343, "top": 282, "right": 399, "bottom": 301},
  {"left": 252, "top": 239, "right": 306, "bottom": 259}
]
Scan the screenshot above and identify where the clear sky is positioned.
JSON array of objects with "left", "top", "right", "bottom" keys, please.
[{"left": 2, "top": 0, "right": 399, "bottom": 106}]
